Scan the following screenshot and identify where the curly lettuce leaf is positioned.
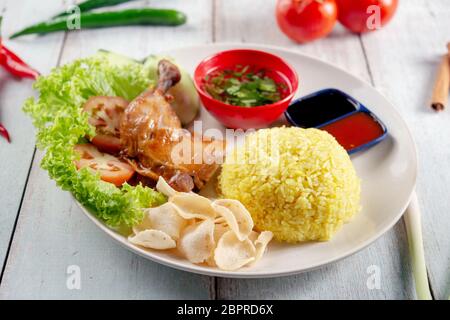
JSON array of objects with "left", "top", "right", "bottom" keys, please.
[{"left": 24, "top": 53, "right": 166, "bottom": 227}]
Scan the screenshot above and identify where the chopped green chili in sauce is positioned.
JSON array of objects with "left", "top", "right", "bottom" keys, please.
[{"left": 203, "top": 65, "right": 288, "bottom": 107}]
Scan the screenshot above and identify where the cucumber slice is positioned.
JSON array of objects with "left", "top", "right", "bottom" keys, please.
[
  {"left": 143, "top": 55, "right": 200, "bottom": 126},
  {"left": 96, "top": 49, "right": 142, "bottom": 66}
]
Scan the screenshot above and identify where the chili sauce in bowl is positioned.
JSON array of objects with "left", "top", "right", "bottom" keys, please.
[
  {"left": 285, "top": 88, "right": 387, "bottom": 154},
  {"left": 194, "top": 49, "right": 299, "bottom": 129},
  {"left": 202, "top": 65, "right": 290, "bottom": 107}
]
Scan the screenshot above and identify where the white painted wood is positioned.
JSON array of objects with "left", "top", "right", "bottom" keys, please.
[
  {"left": 0, "top": 0, "right": 447, "bottom": 300},
  {"left": 0, "top": 0, "right": 214, "bottom": 299},
  {"left": 0, "top": 151, "right": 211, "bottom": 299},
  {"left": 0, "top": 0, "right": 66, "bottom": 269},
  {"left": 61, "top": 0, "right": 213, "bottom": 62},
  {"left": 214, "top": 0, "right": 415, "bottom": 299},
  {"left": 218, "top": 225, "right": 413, "bottom": 299},
  {"left": 360, "top": 0, "right": 450, "bottom": 300}
]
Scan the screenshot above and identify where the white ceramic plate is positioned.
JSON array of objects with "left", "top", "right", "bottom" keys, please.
[{"left": 77, "top": 43, "right": 417, "bottom": 278}]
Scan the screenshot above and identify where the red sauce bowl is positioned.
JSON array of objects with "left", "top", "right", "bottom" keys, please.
[{"left": 194, "top": 49, "right": 299, "bottom": 129}]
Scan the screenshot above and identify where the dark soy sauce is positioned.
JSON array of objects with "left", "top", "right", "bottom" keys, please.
[{"left": 285, "top": 89, "right": 358, "bottom": 128}]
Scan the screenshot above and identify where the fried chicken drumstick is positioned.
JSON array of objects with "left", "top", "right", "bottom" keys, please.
[{"left": 120, "top": 60, "right": 223, "bottom": 192}]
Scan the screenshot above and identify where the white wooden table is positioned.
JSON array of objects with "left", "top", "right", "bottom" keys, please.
[{"left": 0, "top": 0, "right": 448, "bottom": 300}]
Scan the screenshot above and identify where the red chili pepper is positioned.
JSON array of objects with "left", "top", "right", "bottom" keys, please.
[
  {"left": 0, "top": 46, "right": 40, "bottom": 79},
  {"left": 0, "top": 16, "right": 39, "bottom": 79},
  {"left": 0, "top": 17, "right": 39, "bottom": 144},
  {"left": 0, "top": 123, "right": 10, "bottom": 143}
]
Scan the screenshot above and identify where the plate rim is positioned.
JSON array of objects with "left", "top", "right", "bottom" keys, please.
[{"left": 76, "top": 42, "right": 418, "bottom": 278}]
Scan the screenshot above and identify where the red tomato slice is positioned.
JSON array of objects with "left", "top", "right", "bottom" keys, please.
[
  {"left": 83, "top": 96, "right": 128, "bottom": 153},
  {"left": 74, "top": 144, "right": 135, "bottom": 187},
  {"left": 91, "top": 134, "right": 123, "bottom": 154}
]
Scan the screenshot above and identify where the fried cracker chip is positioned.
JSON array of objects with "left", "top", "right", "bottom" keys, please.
[
  {"left": 128, "top": 229, "right": 176, "bottom": 250},
  {"left": 129, "top": 180, "right": 272, "bottom": 272},
  {"left": 250, "top": 231, "right": 273, "bottom": 264},
  {"left": 156, "top": 176, "right": 177, "bottom": 197},
  {"left": 134, "top": 202, "right": 187, "bottom": 240},
  {"left": 179, "top": 219, "right": 215, "bottom": 263},
  {"left": 214, "top": 216, "right": 226, "bottom": 224},
  {"left": 206, "top": 223, "right": 230, "bottom": 267},
  {"left": 214, "top": 231, "right": 256, "bottom": 271},
  {"left": 171, "top": 193, "right": 216, "bottom": 220},
  {"left": 212, "top": 199, "right": 253, "bottom": 241}
]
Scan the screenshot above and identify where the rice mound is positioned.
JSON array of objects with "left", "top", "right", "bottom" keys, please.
[{"left": 219, "top": 127, "right": 361, "bottom": 242}]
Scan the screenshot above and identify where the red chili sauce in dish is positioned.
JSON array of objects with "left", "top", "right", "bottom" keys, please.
[{"left": 321, "top": 112, "right": 385, "bottom": 151}]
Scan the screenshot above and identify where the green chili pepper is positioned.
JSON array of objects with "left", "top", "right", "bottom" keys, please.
[
  {"left": 10, "top": 8, "right": 186, "bottom": 39},
  {"left": 53, "top": 0, "right": 138, "bottom": 18}
]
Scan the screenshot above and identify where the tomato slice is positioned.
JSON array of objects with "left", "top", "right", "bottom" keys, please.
[
  {"left": 83, "top": 96, "right": 129, "bottom": 154},
  {"left": 91, "top": 134, "right": 123, "bottom": 154},
  {"left": 74, "top": 144, "right": 135, "bottom": 187}
]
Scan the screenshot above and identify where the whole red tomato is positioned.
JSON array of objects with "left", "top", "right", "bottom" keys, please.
[
  {"left": 336, "top": 0, "right": 398, "bottom": 33},
  {"left": 276, "top": 0, "right": 338, "bottom": 43}
]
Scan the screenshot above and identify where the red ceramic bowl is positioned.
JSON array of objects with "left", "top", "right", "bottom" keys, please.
[{"left": 194, "top": 49, "right": 299, "bottom": 129}]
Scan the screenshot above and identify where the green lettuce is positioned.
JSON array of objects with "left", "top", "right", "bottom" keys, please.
[{"left": 24, "top": 53, "right": 166, "bottom": 227}]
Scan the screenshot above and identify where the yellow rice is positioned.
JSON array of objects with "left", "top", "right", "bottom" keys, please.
[{"left": 218, "top": 127, "right": 361, "bottom": 242}]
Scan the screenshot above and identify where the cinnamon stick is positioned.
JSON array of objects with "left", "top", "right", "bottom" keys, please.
[{"left": 430, "top": 43, "right": 450, "bottom": 111}]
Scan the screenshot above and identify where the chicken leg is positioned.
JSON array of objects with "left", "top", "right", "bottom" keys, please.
[{"left": 119, "top": 60, "right": 223, "bottom": 192}]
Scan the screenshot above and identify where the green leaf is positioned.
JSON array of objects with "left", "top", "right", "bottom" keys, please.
[
  {"left": 24, "top": 52, "right": 166, "bottom": 227},
  {"left": 204, "top": 66, "right": 282, "bottom": 107}
]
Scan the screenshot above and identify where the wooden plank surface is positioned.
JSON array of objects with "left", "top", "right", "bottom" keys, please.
[
  {"left": 0, "top": 0, "right": 447, "bottom": 300},
  {"left": 213, "top": 0, "right": 415, "bottom": 300},
  {"left": 0, "top": 0, "right": 66, "bottom": 274},
  {"left": 360, "top": 0, "right": 450, "bottom": 300},
  {"left": 0, "top": 0, "right": 214, "bottom": 299}
]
